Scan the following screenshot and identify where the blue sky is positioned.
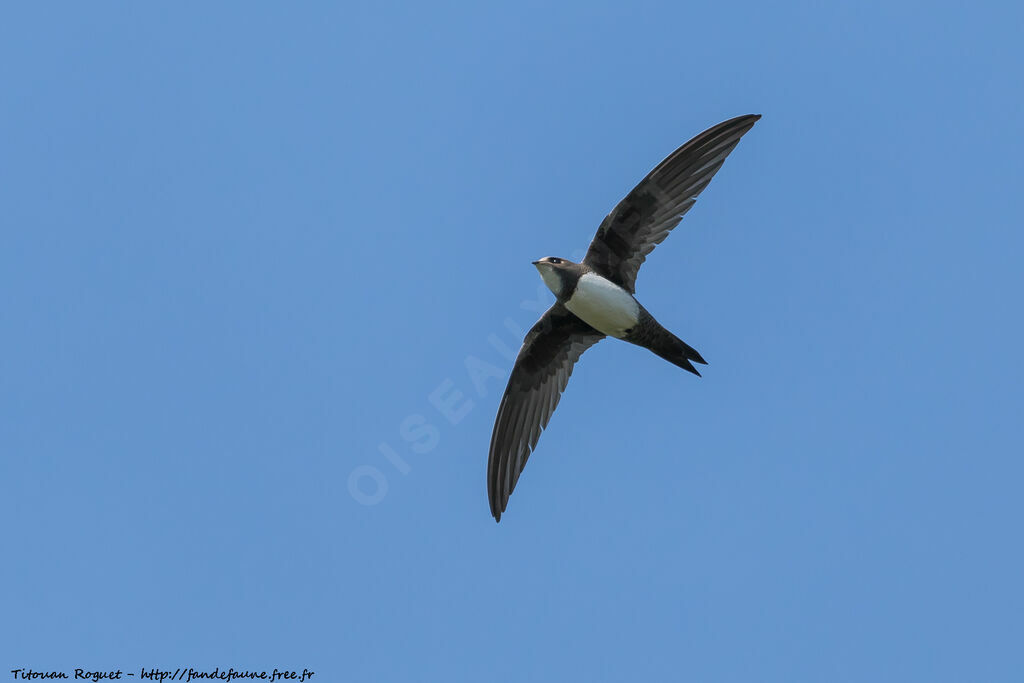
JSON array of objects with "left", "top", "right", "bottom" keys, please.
[{"left": 3, "top": 2, "right": 1023, "bottom": 681}]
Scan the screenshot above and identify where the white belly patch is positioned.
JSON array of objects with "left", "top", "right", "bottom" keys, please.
[{"left": 565, "top": 273, "right": 640, "bottom": 338}]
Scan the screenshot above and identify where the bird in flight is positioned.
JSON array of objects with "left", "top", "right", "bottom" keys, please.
[{"left": 487, "top": 114, "right": 760, "bottom": 522}]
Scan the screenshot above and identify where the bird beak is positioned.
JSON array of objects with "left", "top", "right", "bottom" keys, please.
[{"left": 531, "top": 260, "right": 540, "bottom": 266}]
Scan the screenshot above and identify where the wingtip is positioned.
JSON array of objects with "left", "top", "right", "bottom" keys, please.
[
  {"left": 730, "top": 113, "right": 761, "bottom": 129},
  {"left": 725, "top": 113, "right": 761, "bottom": 123}
]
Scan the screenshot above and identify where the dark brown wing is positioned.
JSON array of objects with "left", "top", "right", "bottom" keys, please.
[
  {"left": 487, "top": 303, "right": 604, "bottom": 521},
  {"left": 584, "top": 114, "right": 760, "bottom": 293}
]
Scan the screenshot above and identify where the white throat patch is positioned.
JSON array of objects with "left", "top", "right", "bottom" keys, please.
[{"left": 538, "top": 266, "right": 563, "bottom": 297}]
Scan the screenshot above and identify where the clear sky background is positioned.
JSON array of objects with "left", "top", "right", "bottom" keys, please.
[{"left": 3, "top": 2, "right": 1023, "bottom": 681}]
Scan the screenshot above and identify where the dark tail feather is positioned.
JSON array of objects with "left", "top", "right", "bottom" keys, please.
[
  {"left": 650, "top": 334, "right": 706, "bottom": 376},
  {"left": 627, "top": 317, "right": 707, "bottom": 376}
]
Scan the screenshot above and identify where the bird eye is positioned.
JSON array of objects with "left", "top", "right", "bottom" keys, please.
[{"left": 549, "top": 258, "right": 561, "bottom": 264}]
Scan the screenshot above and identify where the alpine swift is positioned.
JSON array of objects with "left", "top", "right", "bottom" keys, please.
[{"left": 487, "top": 114, "right": 760, "bottom": 522}]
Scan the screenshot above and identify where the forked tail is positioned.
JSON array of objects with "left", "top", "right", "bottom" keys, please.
[{"left": 625, "top": 311, "right": 707, "bottom": 376}]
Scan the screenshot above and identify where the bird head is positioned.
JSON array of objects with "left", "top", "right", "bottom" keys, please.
[{"left": 532, "top": 257, "right": 578, "bottom": 298}]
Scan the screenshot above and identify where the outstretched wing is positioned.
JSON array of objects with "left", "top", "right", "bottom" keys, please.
[
  {"left": 488, "top": 303, "right": 604, "bottom": 521},
  {"left": 584, "top": 114, "right": 760, "bottom": 293}
]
